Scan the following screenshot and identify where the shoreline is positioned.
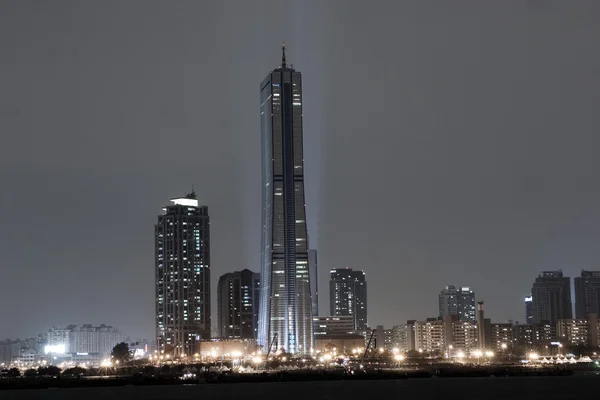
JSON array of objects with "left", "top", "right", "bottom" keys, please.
[{"left": 1, "top": 365, "right": 595, "bottom": 390}]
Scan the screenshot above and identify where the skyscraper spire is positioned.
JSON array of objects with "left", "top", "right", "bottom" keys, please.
[{"left": 281, "top": 42, "right": 287, "bottom": 68}]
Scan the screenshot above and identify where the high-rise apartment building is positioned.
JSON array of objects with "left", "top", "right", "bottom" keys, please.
[
  {"left": 329, "top": 268, "right": 368, "bottom": 331},
  {"left": 413, "top": 318, "right": 445, "bottom": 354},
  {"left": 390, "top": 325, "right": 409, "bottom": 352},
  {"left": 257, "top": 46, "right": 314, "bottom": 354},
  {"left": 574, "top": 270, "right": 600, "bottom": 319},
  {"left": 155, "top": 192, "right": 211, "bottom": 356},
  {"left": 531, "top": 270, "right": 572, "bottom": 324},
  {"left": 43, "top": 325, "right": 124, "bottom": 357},
  {"left": 217, "top": 269, "right": 260, "bottom": 340},
  {"left": 490, "top": 323, "right": 513, "bottom": 351},
  {"left": 524, "top": 295, "right": 533, "bottom": 324},
  {"left": 308, "top": 249, "right": 318, "bottom": 317},
  {"left": 439, "top": 286, "right": 476, "bottom": 322}
]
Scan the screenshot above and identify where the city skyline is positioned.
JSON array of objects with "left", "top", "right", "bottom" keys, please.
[{"left": 2, "top": 1, "right": 600, "bottom": 340}]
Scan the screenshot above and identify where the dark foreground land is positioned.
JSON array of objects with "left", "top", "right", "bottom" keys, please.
[{"left": 2, "top": 374, "right": 600, "bottom": 400}]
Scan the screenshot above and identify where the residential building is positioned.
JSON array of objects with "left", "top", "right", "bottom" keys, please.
[
  {"left": 414, "top": 318, "right": 446, "bottom": 354},
  {"left": 512, "top": 323, "right": 556, "bottom": 348},
  {"left": 390, "top": 325, "right": 409, "bottom": 352},
  {"left": 155, "top": 191, "right": 211, "bottom": 356},
  {"left": 70, "top": 324, "right": 125, "bottom": 356},
  {"left": 0, "top": 339, "right": 39, "bottom": 364},
  {"left": 372, "top": 325, "right": 396, "bottom": 350},
  {"left": 439, "top": 286, "right": 476, "bottom": 322},
  {"left": 448, "top": 319, "right": 478, "bottom": 353},
  {"left": 574, "top": 270, "right": 600, "bottom": 319},
  {"left": 557, "top": 315, "right": 599, "bottom": 347},
  {"left": 257, "top": 46, "right": 314, "bottom": 354},
  {"left": 525, "top": 295, "right": 533, "bottom": 324},
  {"left": 490, "top": 323, "right": 513, "bottom": 351},
  {"left": 217, "top": 269, "right": 261, "bottom": 340},
  {"left": 43, "top": 325, "right": 124, "bottom": 357},
  {"left": 329, "top": 268, "right": 368, "bottom": 331},
  {"left": 531, "top": 270, "right": 572, "bottom": 324}
]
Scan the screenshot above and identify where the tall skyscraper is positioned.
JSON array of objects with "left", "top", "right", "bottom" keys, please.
[
  {"left": 574, "top": 270, "right": 600, "bottom": 319},
  {"left": 524, "top": 295, "right": 533, "bottom": 324},
  {"left": 217, "top": 269, "right": 260, "bottom": 339},
  {"left": 439, "top": 286, "right": 476, "bottom": 322},
  {"left": 329, "top": 268, "right": 368, "bottom": 332},
  {"left": 155, "top": 192, "right": 211, "bottom": 356},
  {"left": 531, "top": 270, "right": 572, "bottom": 324},
  {"left": 257, "top": 46, "right": 314, "bottom": 354},
  {"left": 308, "top": 249, "right": 318, "bottom": 316}
]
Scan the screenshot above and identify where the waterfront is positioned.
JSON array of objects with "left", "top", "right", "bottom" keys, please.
[{"left": 3, "top": 374, "right": 600, "bottom": 400}]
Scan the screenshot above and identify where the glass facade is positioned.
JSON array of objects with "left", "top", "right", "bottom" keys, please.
[
  {"left": 217, "top": 269, "right": 260, "bottom": 339},
  {"left": 155, "top": 192, "right": 211, "bottom": 356},
  {"left": 329, "top": 268, "right": 368, "bottom": 332},
  {"left": 439, "top": 286, "right": 476, "bottom": 322},
  {"left": 308, "top": 249, "right": 318, "bottom": 317},
  {"left": 258, "top": 48, "right": 314, "bottom": 354},
  {"left": 574, "top": 270, "right": 600, "bottom": 319},
  {"left": 531, "top": 270, "right": 572, "bottom": 324}
]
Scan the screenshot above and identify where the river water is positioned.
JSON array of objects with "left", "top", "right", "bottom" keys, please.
[{"left": 3, "top": 374, "right": 598, "bottom": 400}]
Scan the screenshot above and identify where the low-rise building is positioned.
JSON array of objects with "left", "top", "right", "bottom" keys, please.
[
  {"left": 313, "top": 316, "right": 355, "bottom": 336},
  {"left": 198, "top": 340, "right": 257, "bottom": 358},
  {"left": 512, "top": 323, "right": 556, "bottom": 348},
  {"left": 557, "top": 314, "right": 599, "bottom": 347},
  {"left": 314, "top": 334, "right": 365, "bottom": 353}
]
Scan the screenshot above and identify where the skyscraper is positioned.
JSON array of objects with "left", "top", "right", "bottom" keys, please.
[
  {"left": 439, "top": 286, "right": 476, "bottom": 322},
  {"left": 329, "top": 268, "right": 368, "bottom": 332},
  {"left": 531, "top": 270, "right": 572, "bottom": 324},
  {"left": 524, "top": 295, "right": 533, "bottom": 324},
  {"left": 155, "top": 192, "right": 211, "bottom": 356},
  {"left": 308, "top": 249, "right": 318, "bottom": 316},
  {"left": 574, "top": 270, "right": 600, "bottom": 319},
  {"left": 258, "top": 46, "right": 314, "bottom": 354},
  {"left": 217, "top": 269, "right": 260, "bottom": 339}
]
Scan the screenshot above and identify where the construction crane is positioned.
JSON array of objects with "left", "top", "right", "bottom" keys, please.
[
  {"left": 361, "top": 330, "right": 376, "bottom": 364},
  {"left": 266, "top": 333, "right": 278, "bottom": 359}
]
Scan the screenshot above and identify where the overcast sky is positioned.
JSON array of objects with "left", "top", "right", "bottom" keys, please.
[{"left": 1, "top": 0, "right": 600, "bottom": 340}]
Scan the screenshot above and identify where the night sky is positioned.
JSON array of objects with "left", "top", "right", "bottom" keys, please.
[{"left": 1, "top": 1, "right": 600, "bottom": 340}]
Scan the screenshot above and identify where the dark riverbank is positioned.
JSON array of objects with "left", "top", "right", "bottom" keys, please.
[
  {"left": 0, "top": 365, "right": 583, "bottom": 390},
  {"left": 3, "top": 375, "right": 600, "bottom": 400}
]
